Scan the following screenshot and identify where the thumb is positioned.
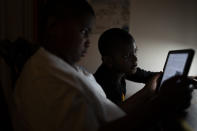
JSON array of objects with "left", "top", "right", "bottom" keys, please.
[
  {"left": 151, "top": 73, "right": 161, "bottom": 83},
  {"left": 145, "top": 73, "right": 162, "bottom": 92},
  {"left": 147, "top": 72, "right": 162, "bottom": 86}
]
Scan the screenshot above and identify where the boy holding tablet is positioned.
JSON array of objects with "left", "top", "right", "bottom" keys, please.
[{"left": 14, "top": 2, "right": 195, "bottom": 131}]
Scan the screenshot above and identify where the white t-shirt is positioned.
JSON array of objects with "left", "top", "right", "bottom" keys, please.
[{"left": 14, "top": 47, "right": 125, "bottom": 131}]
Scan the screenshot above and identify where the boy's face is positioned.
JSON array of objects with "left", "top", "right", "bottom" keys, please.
[
  {"left": 110, "top": 42, "right": 138, "bottom": 74},
  {"left": 51, "top": 13, "right": 95, "bottom": 64}
]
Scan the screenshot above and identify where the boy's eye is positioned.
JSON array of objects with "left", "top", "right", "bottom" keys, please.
[
  {"left": 122, "top": 53, "right": 130, "bottom": 59},
  {"left": 122, "top": 52, "right": 136, "bottom": 60},
  {"left": 80, "top": 28, "right": 89, "bottom": 37},
  {"left": 123, "top": 54, "right": 131, "bottom": 59}
]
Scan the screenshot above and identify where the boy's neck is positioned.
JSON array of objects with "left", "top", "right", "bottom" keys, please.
[
  {"left": 113, "top": 72, "right": 125, "bottom": 84},
  {"left": 103, "top": 63, "right": 125, "bottom": 83},
  {"left": 43, "top": 45, "right": 76, "bottom": 68}
]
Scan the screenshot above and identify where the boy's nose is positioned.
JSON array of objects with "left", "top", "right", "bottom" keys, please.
[
  {"left": 84, "top": 40, "right": 90, "bottom": 48},
  {"left": 132, "top": 54, "right": 137, "bottom": 62}
]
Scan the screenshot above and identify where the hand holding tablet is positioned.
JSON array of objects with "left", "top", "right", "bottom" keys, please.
[{"left": 157, "top": 49, "right": 195, "bottom": 91}]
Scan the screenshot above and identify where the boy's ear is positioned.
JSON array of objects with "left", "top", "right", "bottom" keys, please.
[{"left": 102, "top": 56, "right": 113, "bottom": 68}]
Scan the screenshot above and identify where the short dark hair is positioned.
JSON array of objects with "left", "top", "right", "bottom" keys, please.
[
  {"left": 42, "top": 0, "right": 95, "bottom": 20},
  {"left": 98, "top": 28, "right": 135, "bottom": 56},
  {"left": 38, "top": 0, "right": 95, "bottom": 41}
]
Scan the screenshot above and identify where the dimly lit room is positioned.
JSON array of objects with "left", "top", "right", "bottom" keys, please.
[{"left": 0, "top": 0, "right": 197, "bottom": 130}]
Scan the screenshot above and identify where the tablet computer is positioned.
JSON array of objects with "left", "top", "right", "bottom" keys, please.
[{"left": 157, "top": 49, "right": 195, "bottom": 91}]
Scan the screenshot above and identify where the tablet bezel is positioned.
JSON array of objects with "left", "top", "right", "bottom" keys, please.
[{"left": 157, "top": 49, "right": 195, "bottom": 91}]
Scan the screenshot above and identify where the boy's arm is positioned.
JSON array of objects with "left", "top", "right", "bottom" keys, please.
[
  {"left": 99, "top": 74, "right": 161, "bottom": 131},
  {"left": 120, "top": 73, "right": 160, "bottom": 114},
  {"left": 99, "top": 75, "right": 193, "bottom": 131},
  {"left": 99, "top": 93, "right": 167, "bottom": 131},
  {"left": 126, "top": 67, "right": 158, "bottom": 83}
]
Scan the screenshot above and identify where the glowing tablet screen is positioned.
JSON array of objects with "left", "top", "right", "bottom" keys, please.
[{"left": 160, "top": 53, "right": 188, "bottom": 87}]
